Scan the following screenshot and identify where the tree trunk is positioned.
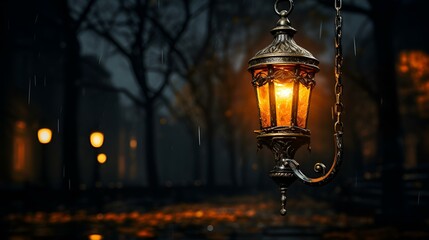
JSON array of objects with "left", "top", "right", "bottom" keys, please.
[
  {"left": 144, "top": 101, "right": 159, "bottom": 188},
  {"left": 0, "top": 0, "right": 11, "bottom": 183},
  {"left": 60, "top": 1, "right": 80, "bottom": 199},
  {"left": 371, "top": 0, "right": 405, "bottom": 223},
  {"left": 192, "top": 131, "right": 202, "bottom": 183},
  {"left": 240, "top": 141, "right": 249, "bottom": 187},
  {"left": 206, "top": 119, "right": 215, "bottom": 187},
  {"left": 227, "top": 132, "right": 238, "bottom": 187}
]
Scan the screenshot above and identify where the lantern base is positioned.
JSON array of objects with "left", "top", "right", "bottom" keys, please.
[
  {"left": 255, "top": 130, "right": 310, "bottom": 215},
  {"left": 269, "top": 167, "right": 297, "bottom": 215},
  {"left": 255, "top": 129, "right": 310, "bottom": 162}
]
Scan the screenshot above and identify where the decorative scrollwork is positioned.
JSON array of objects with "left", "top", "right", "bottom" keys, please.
[
  {"left": 272, "top": 68, "right": 296, "bottom": 83},
  {"left": 285, "top": 132, "right": 343, "bottom": 186},
  {"left": 270, "top": 172, "right": 295, "bottom": 178},
  {"left": 258, "top": 126, "right": 310, "bottom": 135},
  {"left": 255, "top": 34, "right": 315, "bottom": 59},
  {"left": 297, "top": 71, "right": 316, "bottom": 88},
  {"left": 257, "top": 137, "right": 297, "bottom": 165},
  {"left": 252, "top": 71, "right": 269, "bottom": 87},
  {"left": 314, "top": 163, "right": 326, "bottom": 175},
  {"left": 252, "top": 68, "right": 316, "bottom": 88},
  {"left": 257, "top": 135, "right": 309, "bottom": 162},
  {"left": 249, "top": 56, "right": 319, "bottom": 69}
]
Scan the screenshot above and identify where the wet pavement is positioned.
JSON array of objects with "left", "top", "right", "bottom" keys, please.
[{"left": 1, "top": 194, "right": 428, "bottom": 240}]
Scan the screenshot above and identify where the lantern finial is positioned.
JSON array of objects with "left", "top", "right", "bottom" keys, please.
[{"left": 248, "top": 0, "right": 319, "bottom": 70}]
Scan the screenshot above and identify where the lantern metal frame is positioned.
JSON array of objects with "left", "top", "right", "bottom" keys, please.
[{"left": 248, "top": 0, "right": 344, "bottom": 215}]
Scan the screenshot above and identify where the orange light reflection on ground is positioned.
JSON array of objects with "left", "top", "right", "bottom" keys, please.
[
  {"left": 6, "top": 195, "right": 377, "bottom": 238},
  {"left": 397, "top": 50, "right": 429, "bottom": 117},
  {"left": 397, "top": 50, "right": 429, "bottom": 81}
]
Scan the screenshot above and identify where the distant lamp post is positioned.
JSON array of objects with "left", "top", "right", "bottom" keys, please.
[
  {"left": 37, "top": 127, "right": 52, "bottom": 186},
  {"left": 38, "top": 128, "right": 52, "bottom": 144},
  {"left": 248, "top": 0, "right": 344, "bottom": 215},
  {"left": 129, "top": 137, "right": 137, "bottom": 149},
  {"left": 97, "top": 153, "right": 107, "bottom": 164},
  {"left": 90, "top": 131, "right": 104, "bottom": 148},
  {"left": 90, "top": 131, "right": 104, "bottom": 187}
]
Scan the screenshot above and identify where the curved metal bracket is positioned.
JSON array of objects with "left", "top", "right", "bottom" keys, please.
[{"left": 285, "top": 132, "right": 343, "bottom": 186}]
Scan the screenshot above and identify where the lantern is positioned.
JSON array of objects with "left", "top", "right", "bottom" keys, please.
[{"left": 249, "top": 0, "right": 344, "bottom": 215}]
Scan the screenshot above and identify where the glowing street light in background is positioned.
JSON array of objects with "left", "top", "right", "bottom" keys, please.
[
  {"left": 90, "top": 131, "right": 104, "bottom": 148},
  {"left": 129, "top": 137, "right": 137, "bottom": 149},
  {"left": 37, "top": 128, "right": 52, "bottom": 144},
  {"left": 37, "top": 127, "right": 52, "bottom": 186},
  {"left": 97, "top": 153, "right": 107, "bottom": 164},
  {"left": 88, "top": 234, "right": 103, "bottom": 240}
]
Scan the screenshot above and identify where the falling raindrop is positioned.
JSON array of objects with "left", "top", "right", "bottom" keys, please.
[
  {"left": 198, "top": 126, "right": 201, "bottom": 146},
  {"left": 207, "top": 225, "right": 214, "bottom": 232},
  {"left": 98, "top": 53, "right": 103, "bottom": 64},
  {"left": 418, "top": 192, "right": 421, "bottom": 205},
  {"left": 34, "top": 14, "right": 39, "bottom": 24},
  {"left": 161, "top": 49, "right": 164, "bottom": 65},
  {"left": 353, "top": 36, "right": 357, "bottom": 56},
  {"left": 68, "top": 179, "right": 71, "bottom": 190},
  {"left": 217, "top": 36, "right": 222, "bottom": 49},
  {"left": 158, "top": 0, "right": 160, "bottom": 9},
  {"left": 57, "top": 118, "right": 60, "bottom": 133},
  {"left": 319, "top": 21, "right": 323, "bottom": 39},
  {"left": 34, "top": 75, "right": 37, "bottom": 86},
  {"left": 28, "top": 79, "right": 31, "bottom": 104}
]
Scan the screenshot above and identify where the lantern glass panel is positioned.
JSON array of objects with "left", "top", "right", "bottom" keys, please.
[
  {"left": 274, "top": 81, "right": 294, "bottom": 126},
  {"left": 297, "top": 84, "right": 311, "bottom": 128},
  {"left": 256, "top": 83, "right": 271, "bottom": 128}
]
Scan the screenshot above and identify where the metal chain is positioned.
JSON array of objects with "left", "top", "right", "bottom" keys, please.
[{"left": 334, "top": 0, "right": 344, "bottom": 134}]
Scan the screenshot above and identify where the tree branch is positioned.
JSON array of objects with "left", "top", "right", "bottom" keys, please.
[
  {"left": 74, "top": 0, "right": 98, "bottom": 31},
  {"left": 147, "top": 3, "right": 191, "bottom": 72},
  {"left": 151, "top": 49, "right": 174, "bottom": 101},
  {"left": 194, "top": 0, "right": 215, "bottom": 64},
  {"left": 85, "top": 22, "right": 132, "bottom": 59},
  {"left": 76, "top": 81, "right": 146, "bottom": 107}
]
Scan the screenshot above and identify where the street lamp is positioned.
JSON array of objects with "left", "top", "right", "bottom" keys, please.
[
  {"left": 97, "top": 153, "right": 107, "bottom": 164},
  {"left": 37, "top": 128, "right": 52, "bottom": 186},
  {"left": 248, "top": 0, "right": 344, "bottom": 215},
  {"left": 90, "top": 131, "right": 104, "bottom": 148},
  {"left": 38, "top": 128, "right": 52, "bottom": 144},
  {"left": 90, "top": 131, "right": 104, "bottom": 188}
]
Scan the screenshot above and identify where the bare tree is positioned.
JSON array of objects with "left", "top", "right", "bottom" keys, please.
[
  {"left": 79, "top": 0, "right": 193, "bottom": 188},
  {"left": 165, "top": 0, "right": 266, "bottom": 187},
  {"left": 58, "top": 0, "right": 98, "bottom": 195}
]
